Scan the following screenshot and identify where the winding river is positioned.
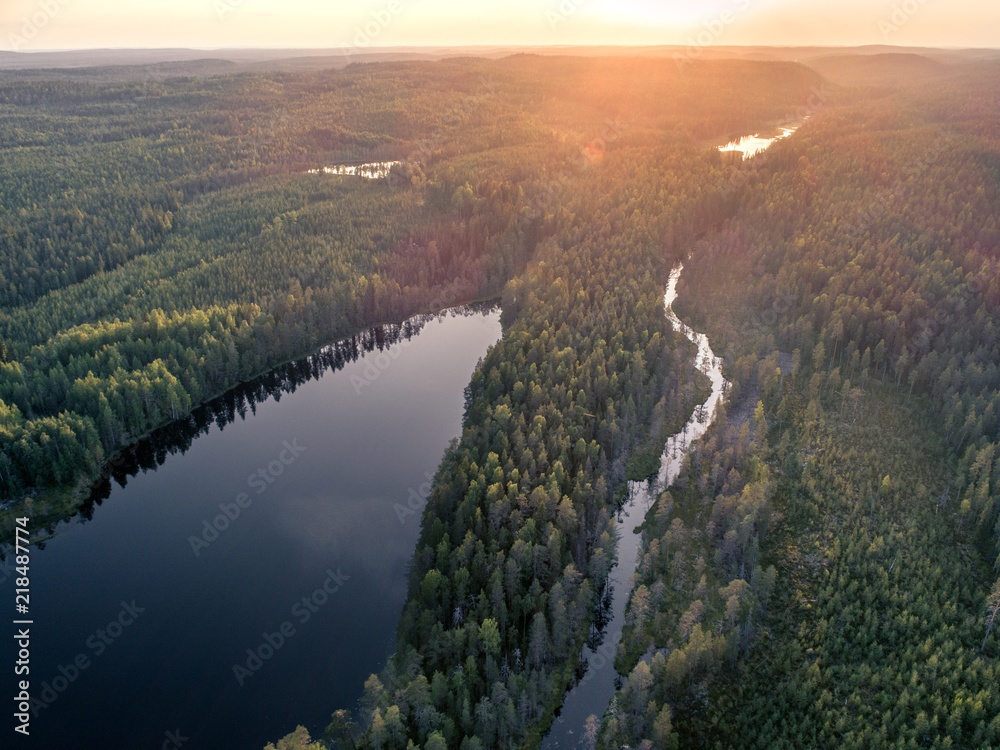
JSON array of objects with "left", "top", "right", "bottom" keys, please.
[
  {"left": 14, "top": 122, "right": 796, "bottom": 750},
  {"left": 541, "top": 265, "right": 729, "bottom": 748}
]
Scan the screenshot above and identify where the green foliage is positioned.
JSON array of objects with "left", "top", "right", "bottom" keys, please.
[
  {"left": 680, "top": 68, "right": 1000, "bottom": 567},
  {"left": 265, "top": 726, "right": 325, "bottom": 750},
  {"left": 643, "top": 63, "right": 1000, "bottom": 749},
  {"left": 1, "top": 55, "right": 821, "bottom": 511},
  {"left": 345, "top": 142, "right": 729, "bottom": 749},
  {"left": 316, "top": 57, "right": 824, "bottom": 750},
  {"left": 598, "top": 386, "right": 776, "bottom": 749},
  {"left": 0, "top": 54, "right": 870, "bottom": 750},
  {"left": 710, "top": 384, "right": 1000, "bottom": 749}
]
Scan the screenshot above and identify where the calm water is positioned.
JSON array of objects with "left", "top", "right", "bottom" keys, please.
[
  {"left": 542, "top": 265, "right": 729, "bottom": 748},
  {"left": 306, "top": 161, "right": 401, "bottom": 178},
  {"left": 6, "top": 305, "right": 500, "bottom": 750},
  {"left": 719, "top": 124, "right": 799, "bottom": 159}
]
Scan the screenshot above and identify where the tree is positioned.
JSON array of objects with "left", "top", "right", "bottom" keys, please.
[
  {"left": 325, "top": 710, "right": 358, "bottom": 750},
  {"left": 264, "top": 726, "right": 325, "bottom": 750},
  {"left": 653, "top": 704, "right": 678, "bottom": 749},
  {"left": 480, "top": 618, "right": 501, "bottom": 658},
  {"left": 983, "top": 578, "right": 1000, "bottom": 652}
]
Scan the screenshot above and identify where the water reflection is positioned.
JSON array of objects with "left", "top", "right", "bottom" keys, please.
[
  {"left": 81, "top": 301, "right": 496, "bottom": 521},
  {"left": 10, "top": 299, "right": 502, "bottom": 750},
  {"left": 542, "top": 264, "right": 729, "bottom": 748},
  {"left": 719, "top": 124, "right": 799, "bottom": 160},
  {"left": 306, "top": 161, "right": 401, "bottom": 179}
]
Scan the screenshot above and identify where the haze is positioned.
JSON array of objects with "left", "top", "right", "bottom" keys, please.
[{"left": 2, "top": 0, "right": 999, "bottom": 51}]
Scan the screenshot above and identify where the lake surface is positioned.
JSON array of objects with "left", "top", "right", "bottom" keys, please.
[
  {"left": 541, "top": 265, "right": 729, "bottom": 748},
  {"left": 9, "top": 304, "right": 500, "bottom": 750},
  {"left": 719, "top": 124, "right": 799, "bottom": 159},
  {"left": 306, "top": 161, "right": 401, "bottom": 178}
]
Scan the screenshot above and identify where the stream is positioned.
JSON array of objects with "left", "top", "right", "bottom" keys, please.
[{"left": 541, "top": 264, "right": 729, "bottom": 748}]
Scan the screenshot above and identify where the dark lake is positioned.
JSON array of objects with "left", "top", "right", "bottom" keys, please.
[{"left": 8, "top": 303, "right": 501, "bottom": 750}]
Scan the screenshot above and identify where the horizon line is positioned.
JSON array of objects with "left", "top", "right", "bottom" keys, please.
[{"left": 5, "top": 43, "right": 998, "bottom": 54}]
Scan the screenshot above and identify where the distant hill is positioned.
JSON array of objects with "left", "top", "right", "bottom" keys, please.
[
  {"left": 0, "top": 44, "right": 997, "bottom": 78},
  {"left": 805, "top": 52, "right": 949, "bottom": 88},
  {"left": 0, "top": 58, "right": 242, "bottom": 82}
]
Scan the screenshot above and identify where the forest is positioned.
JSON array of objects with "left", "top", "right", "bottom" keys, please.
[
  {"left": 265, "top": 56, "right": 1000, "bottom": 750},
  {"left": 595, "top": 58, "right": 1000, "bottom": 749},
  {"left": 1, "top": 49, "right": 998, "bottom": 750},
  {"left": 0, "top": 56, "right": 817, "bottom": 508}
]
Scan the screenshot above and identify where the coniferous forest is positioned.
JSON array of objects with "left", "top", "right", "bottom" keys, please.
[{"left": 1, "top": 47, "right": 999, "bottom": 750}]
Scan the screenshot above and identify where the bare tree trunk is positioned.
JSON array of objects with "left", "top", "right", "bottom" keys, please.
[{"left": 983, "top": 591, "right": 1000, "bottom": 652}]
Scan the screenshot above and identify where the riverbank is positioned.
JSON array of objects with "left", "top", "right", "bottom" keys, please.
[
  {"left": 0, "top": 294, "right": 503, "bottom": 547},
  {"left": 541, "top": 263, "right": 730, "bottom": 748}
]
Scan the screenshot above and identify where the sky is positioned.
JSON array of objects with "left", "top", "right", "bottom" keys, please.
[{"left": 2, "top": 0, "right": 999, "bottom": 52}]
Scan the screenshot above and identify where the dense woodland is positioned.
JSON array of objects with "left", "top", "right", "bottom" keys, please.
[
  {"left": 0, "top": 56, "right": 816, "bottom": 505},
  {"left": 595, "top": 60, "right": 1000, "bottom": 749},
  {"left": 2, "top": 50, "right": 999, "bottom": 750},
  {"left": 330, "top": 140, "right": 736, "bottom": 750},
  {"left": 250, "top": 59, "right": 819, "bottom": 750}
]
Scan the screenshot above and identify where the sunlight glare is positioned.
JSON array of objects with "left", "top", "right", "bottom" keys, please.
[{"left": 585, "top": 0, "right": 747, "bottom": 28}]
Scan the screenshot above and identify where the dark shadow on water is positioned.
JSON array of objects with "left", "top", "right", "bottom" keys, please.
[{"left": 77, "top": 300, "right": 498, "bottom": 522}]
